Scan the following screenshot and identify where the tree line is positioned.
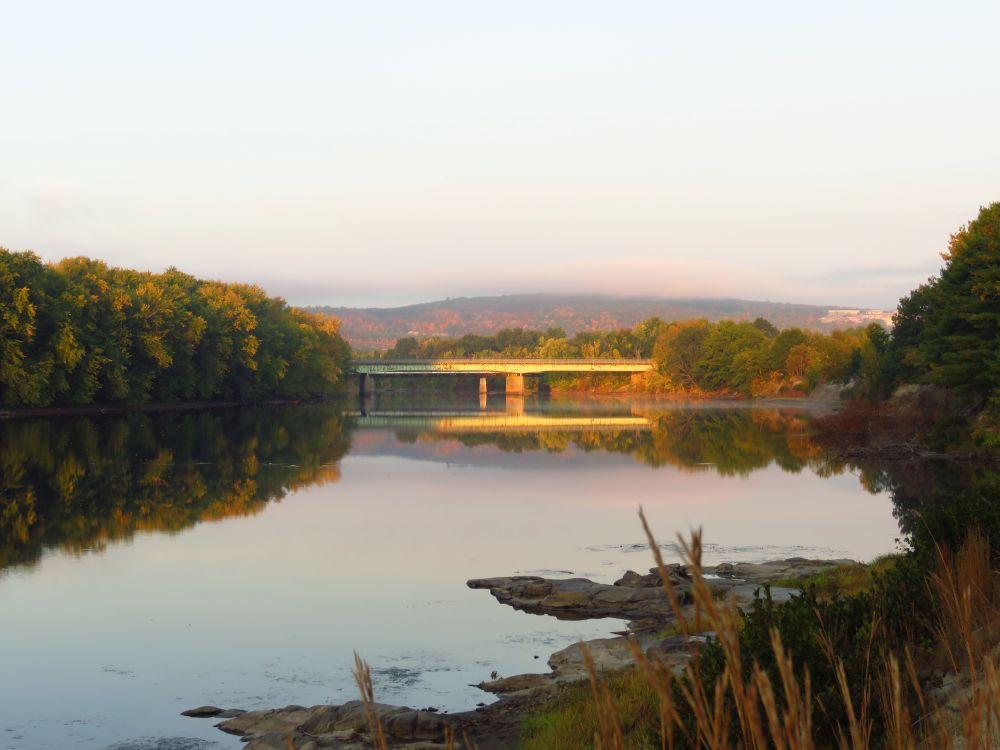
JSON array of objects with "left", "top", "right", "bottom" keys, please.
[
  {"left": 0, "top": 251, "right": 351, "bottom": 408},
  {"left": 382, "top": 317, "right": 883, "bottom": 397}
]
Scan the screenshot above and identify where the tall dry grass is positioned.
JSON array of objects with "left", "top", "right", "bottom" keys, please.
[{"left": 579, "top": 509, "right": 999, "bottom": 750}]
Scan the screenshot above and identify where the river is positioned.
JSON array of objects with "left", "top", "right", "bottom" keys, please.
[{"left": 0, "top": 396, "right": 918, "bottom": 749}]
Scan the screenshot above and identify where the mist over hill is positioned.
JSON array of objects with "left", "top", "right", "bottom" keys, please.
[{"left": 304, "top": 294, "right": 889, "bottom": 350}]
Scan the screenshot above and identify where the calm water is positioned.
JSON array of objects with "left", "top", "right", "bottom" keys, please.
[{"left": 0, "top": 396, "right": 917, "bottom": 749}]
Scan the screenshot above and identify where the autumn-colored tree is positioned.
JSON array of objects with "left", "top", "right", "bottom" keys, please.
[{"left": 652, "top": 320, "right": 709, "bottom": 387}]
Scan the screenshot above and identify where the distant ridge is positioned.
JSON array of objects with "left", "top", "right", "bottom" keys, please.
[{"left": 304, "top": 294, "right": 888, "bottom": 350}]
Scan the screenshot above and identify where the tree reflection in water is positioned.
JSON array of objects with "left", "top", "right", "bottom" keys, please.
[
  {"left": 0, "top": 406, "right": 351, "bottom": 571},
  {"left": 0, "top": 402, "right": 988, "bottom": 573}
]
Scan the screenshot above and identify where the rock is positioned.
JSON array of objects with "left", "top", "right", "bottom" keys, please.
[
  {"left": 704, "top": 558, "right": 856, "bottom": 585},
  {"left": 548, "top": 637, "right": 635, "bottom": 680},
  {"left": 207, "top": 700, "right": 458, "bottom": 749},
  {"left": 614, "top": 565, "right": 689, "bottom": 588},
  {"left": 478, "top": 629, "right": 698, "bottom": 702},
  {"left": 467, "top": 575, "right": 685, "bottom": 623},
  {"left": 468, "top": 561, "right": 839, "bottom": 631},
  {"left": 244, "top": 733, "right": 300, "bottom": 750},
  {"left": 298, "top": 700, "right": 411, "bottom": 735},
  {"left": 217, "top": 705, "right": 330, "bottom": 737},
  {"left": 381, "top": 709, "right": 450, "bottom": 741},
  {"left": 613, "top": 570, "right": 647, "bottom": 587},
  {"left": 477, "top": 672, "right": 554, "bottom": 695},
  {"left": 181, "top": 705, "right": 224, "bottom": 718}
]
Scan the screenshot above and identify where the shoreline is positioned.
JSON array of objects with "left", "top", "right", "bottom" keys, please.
[
  {"left": 0, "top": 391, "right": 839, "bottom": 421},
  {"left": 0, "top": 396, "right": 341, "bottom": 421},
  {"left": 182, "top": 558, "right": 846, "bottom": 749}
]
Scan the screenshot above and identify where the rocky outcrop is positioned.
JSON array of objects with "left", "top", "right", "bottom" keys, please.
[
  {"left": 476, "top": 634, "right": 695, "bottom": 700},
  {"left": 613, "top": 563, "right": 690, "bottom": 588},
  {"left": 466, "top": 558, "right": 845, "bottom": 628},
  {"left": 185, "top": 701, "right": 457, "bottom": 749},
  {"left": 465, "top": 573, "right": 687, "bottom": 626},
  {"left": 476, "top": 637, "right": 638, "bottom": 698}
]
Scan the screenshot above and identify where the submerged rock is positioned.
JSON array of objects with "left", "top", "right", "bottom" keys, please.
[{"left": 180, "top": 705, "right": 223, "bottom": 718}]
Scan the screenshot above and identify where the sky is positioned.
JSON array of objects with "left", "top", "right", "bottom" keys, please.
[{"left": 2, "top": 1, "right": 998, "bottom": 309}]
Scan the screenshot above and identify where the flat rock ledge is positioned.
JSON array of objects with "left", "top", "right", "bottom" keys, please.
[
  {"left": 466, "top": 574, "right": 678, "bottom": 623},
  {"left": 475, "top": 633, "right": 697, "bottom": 700},
  {"left": 186, "top": 700, "right": 459, "bottom": 749},
  {"left": 466, "top": 556, "right": 850, "bottom": 629},
  {"left": 706, "top": 557, "right": 857, "bottom": 584}
]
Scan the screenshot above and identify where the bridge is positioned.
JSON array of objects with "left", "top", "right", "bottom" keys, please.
[{"left": 350, "top": 358, "right": 654, "bottom": 395}]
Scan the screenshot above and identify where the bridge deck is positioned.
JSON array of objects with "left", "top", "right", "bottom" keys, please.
[{"left": 352, "top": 358, "right": 653, "bottom": 375}]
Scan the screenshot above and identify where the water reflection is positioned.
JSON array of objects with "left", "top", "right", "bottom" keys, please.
[
  {"left": 356, "top": 400, "right": 824, "bottom": 477},
  {"left": 0, "top": 407, "right": 350, "bottom": 572},
  {"left": 1, "top": 397, "right": 985, "bottom": 577}
]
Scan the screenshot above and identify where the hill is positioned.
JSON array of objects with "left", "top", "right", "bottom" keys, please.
[{"left": 304, "top": 294, "right": 891, "bottom": 350}]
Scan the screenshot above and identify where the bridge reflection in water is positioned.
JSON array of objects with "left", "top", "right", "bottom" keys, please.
[
  {"left": 350, "top": 398, "right": 651, "bottom": 434},
  {"left": 351, "top": 412, "right": 652, "bottom": 433}
]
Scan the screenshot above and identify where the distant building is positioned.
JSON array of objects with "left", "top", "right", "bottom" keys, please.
[{"left": 820, "top": 309, "right": 894, "bottom": 327}]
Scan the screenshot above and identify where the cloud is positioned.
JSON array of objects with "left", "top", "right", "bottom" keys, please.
[
  {"left": 254, "top": 256, "right": 917, "bottom": 309},
  {"left": 805, "top": 263, "right": 938, "bottom": 284}
]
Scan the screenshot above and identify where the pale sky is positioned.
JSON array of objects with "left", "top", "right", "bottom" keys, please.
[{"left": 2, "top": 1, "right": 998, "bottom": 308}]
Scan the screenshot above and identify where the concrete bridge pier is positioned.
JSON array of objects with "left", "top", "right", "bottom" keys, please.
[
  {"left": 505, "top": 373, "right": 525, "bottom": 395},
  {"left": 479, "top": 376, "right": 488, "bottom": 395}
]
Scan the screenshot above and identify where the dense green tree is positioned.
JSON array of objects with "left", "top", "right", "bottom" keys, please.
[
  {"left": 0, "top": 250, "right": 349, "bottom": 408},
  {"left": 752, "top": 317, "right": 780, "bottom": 337},
  {"left": 887, "top": 202, "right": 999, "bottom": 399},
  {"left": 694, "top": 321, "right": 769, "bottom": 392},
  {"left": 764, "top": 328, "right": 809, "bottom": 372}
]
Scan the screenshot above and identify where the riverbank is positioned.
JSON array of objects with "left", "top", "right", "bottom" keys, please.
[
  {"left": 0, "top": 395, "right": 341, "bottom": 420},
  {"left": 810, "top": 392, "right": 1000, "bottom": 461}
]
